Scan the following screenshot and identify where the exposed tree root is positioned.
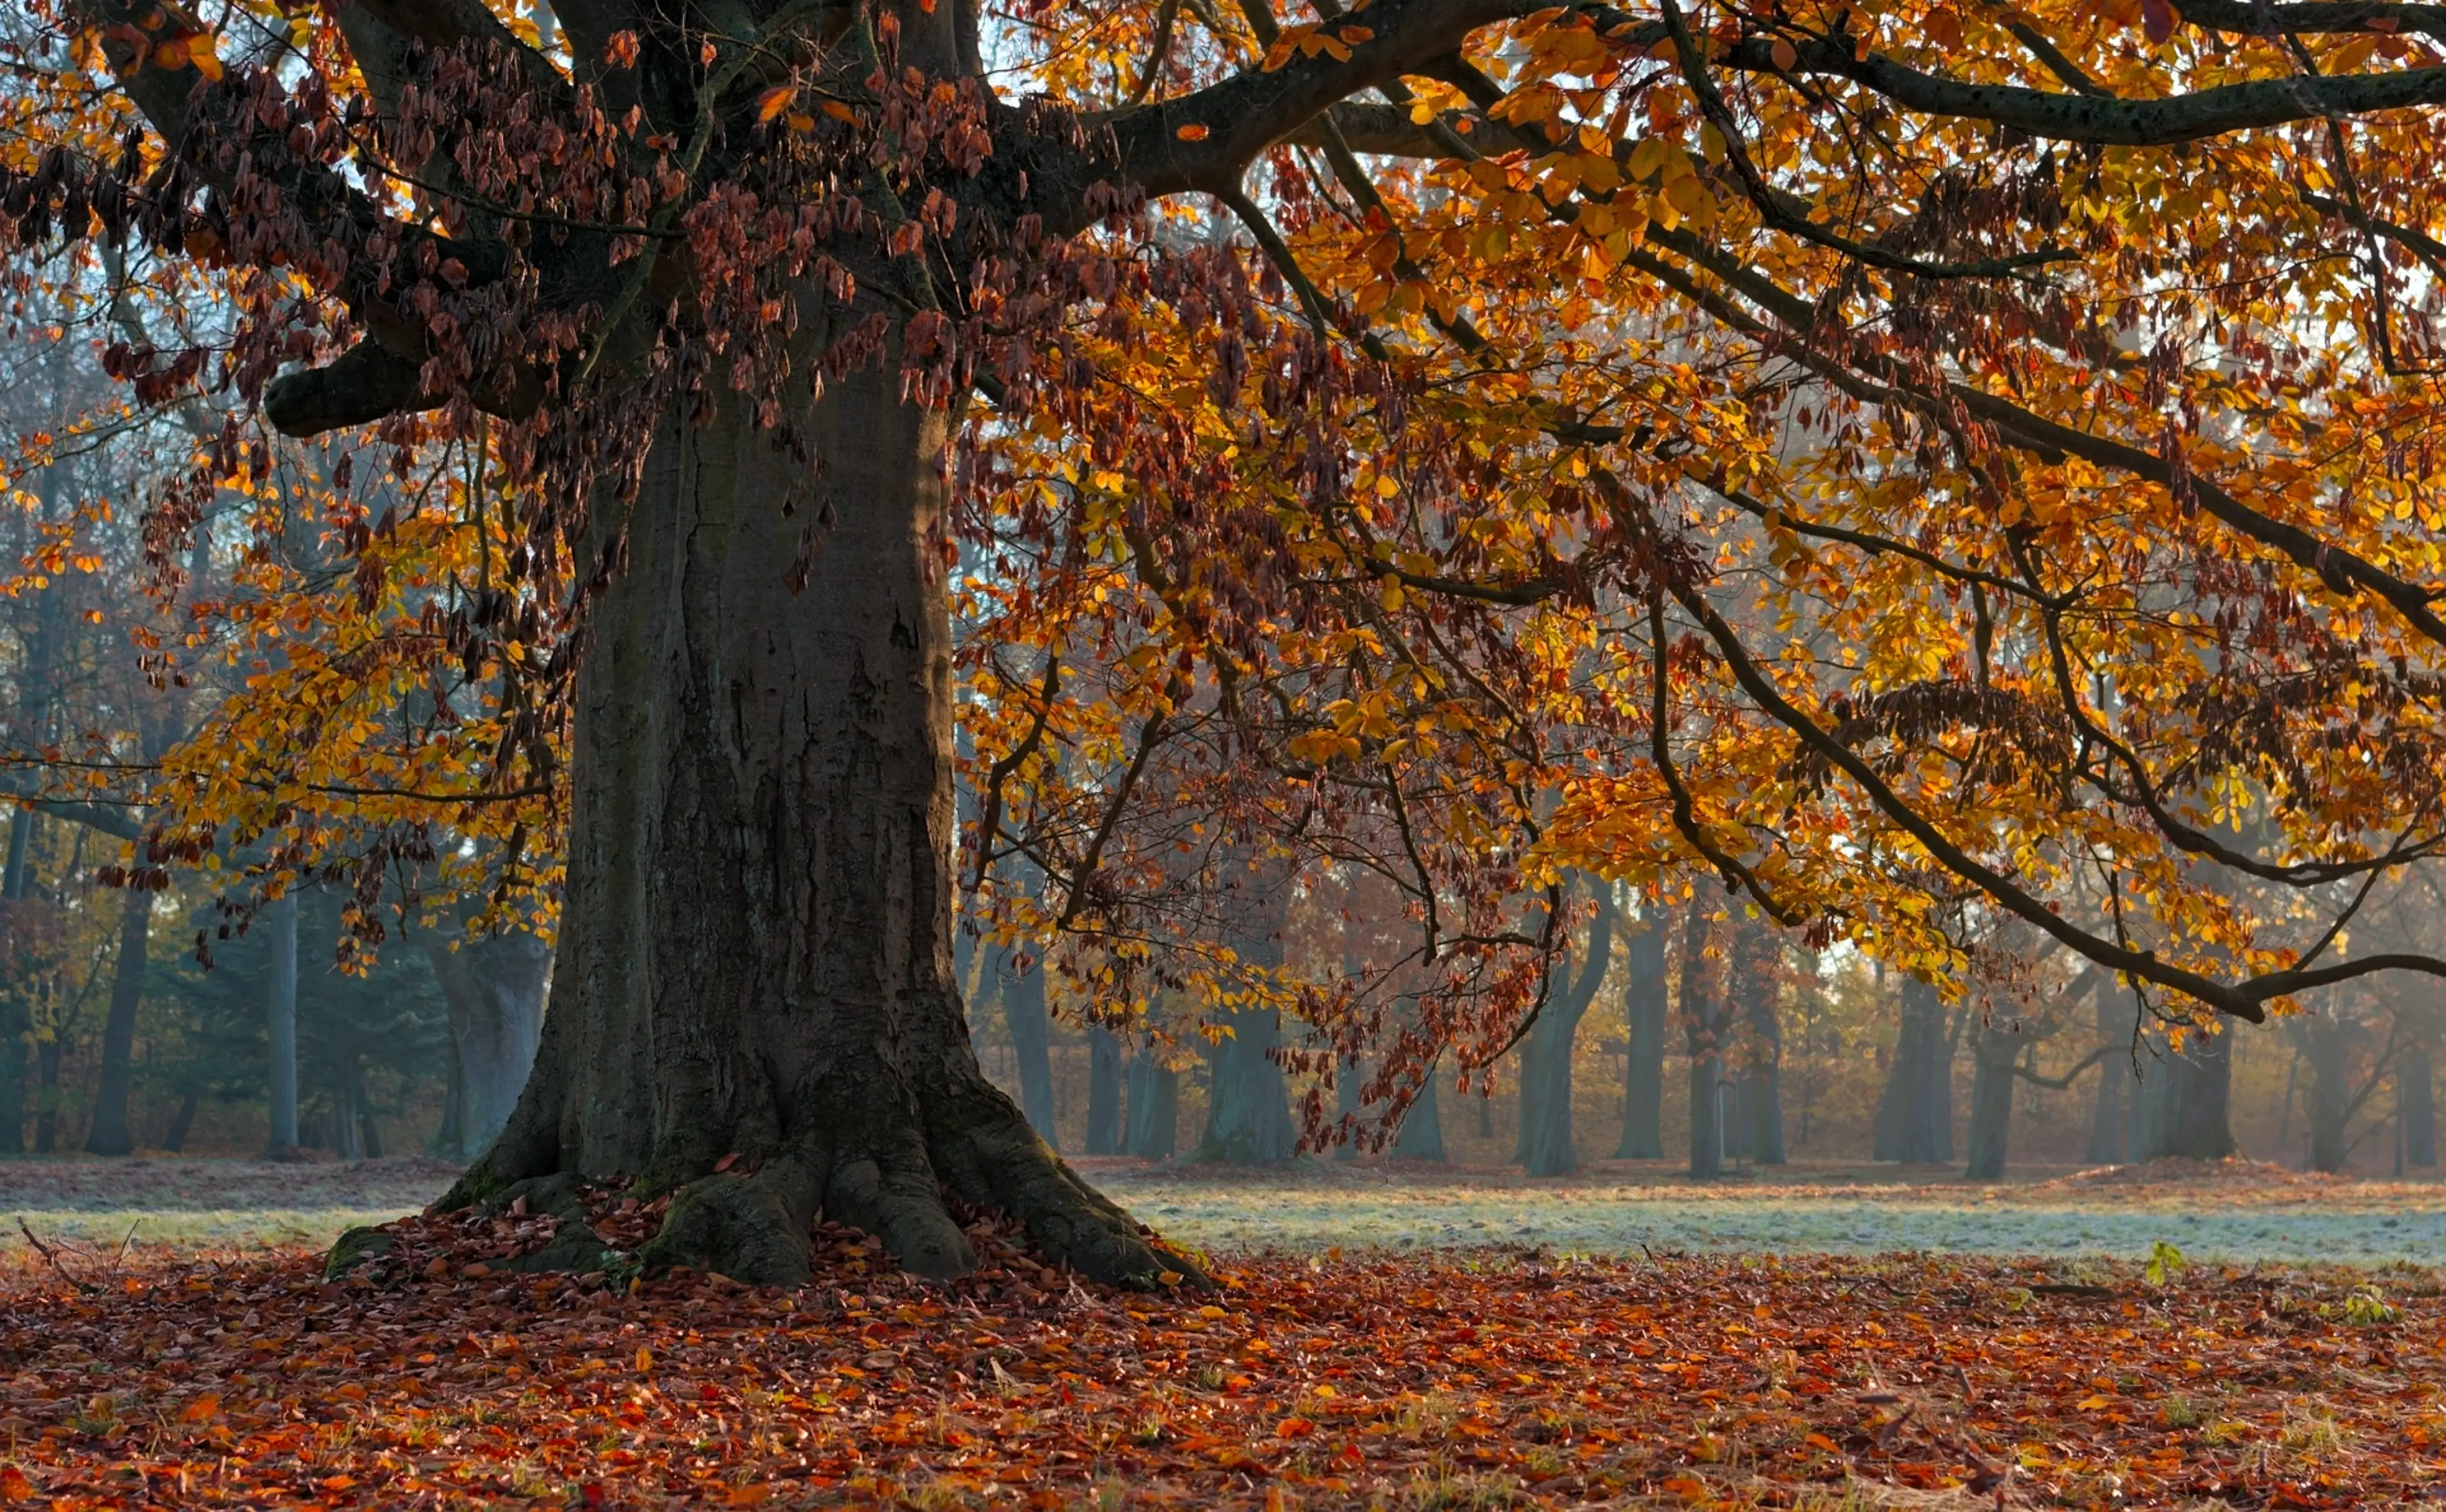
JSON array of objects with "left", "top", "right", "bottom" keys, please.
[{"left": 389, "top": 1075, "right": 1202, "bottom": 1292}]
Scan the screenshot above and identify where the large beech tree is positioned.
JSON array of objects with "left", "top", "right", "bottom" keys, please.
[{"left": 17, "top": 0, "right": 2446, "bottom": 1283}]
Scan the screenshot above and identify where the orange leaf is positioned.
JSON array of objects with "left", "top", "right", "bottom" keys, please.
[
  {"left": 713, "top": 1150, "right": 741, "bottom": 1172},
  {"left": 636, "top": 1346, "right": 654, "bottom": 1372},
  {"left": 1275, "top": 1416, "right": 1317, "bottom": 1439},
  {"left": 178, "top": 1393, "right": 222, "bottom": 1423},
  {"left": 820, "top": 100, "right": 857, "bottom": 122},
  {"left": 0, "top": 1466, "right": 32, "bottom": 1503},
  {"left": 1175, "top": 124, "right": 1211, "bottom": 141},
  {"left": 754, "top": 86, "right": 794, "bottom": 123},
  {"left": 1770, "top": 37, "right": 1798, "bottom": 69}
]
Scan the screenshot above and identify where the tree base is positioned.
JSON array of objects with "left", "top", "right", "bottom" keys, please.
[{"left": 412, "top": 1094, "right": 1199, "bottom": 1292}]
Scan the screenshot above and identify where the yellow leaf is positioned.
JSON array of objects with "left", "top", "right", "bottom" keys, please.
[{"left": 636, "top": 1346, "right": 654, "bottom": 1372}]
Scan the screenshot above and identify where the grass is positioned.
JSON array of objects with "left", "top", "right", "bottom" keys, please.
[{"left": 3, "top": 1152, "right": 2442, "bottom": 1264}]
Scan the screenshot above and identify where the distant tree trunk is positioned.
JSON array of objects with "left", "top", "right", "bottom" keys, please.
[
  {"left": 0, "top": 807, "right": 32, "bottom": 1156},
  {"left": 1123, "top": 1052, "right": 1178, "bottom": 1159},
  {"left": 433, "top": 1036, "right": 465, "bottom": 1159},
  {"left": 265, "top": 892, "right": 299, "bottom": 1156},
  {"left": 2085, "top": 985, "right": 2135, "bottom": 1164},
  {"left": 1682, "top": 904, "right": 1728, "bottom": 1179},
  {"left": 2298, "top": 1014, "right": 2353, "bottom": 1173},
  {"left": 1964, "top": 1025, "right": 2019, "bottom": 1180},
  {"left": 1519, "top": 884, "right": 1615, "bottom": 1177},
  {"left": 1085, "top": 1027, "right": 1124, "bottom": 1155},
  {"left": 1477, "top": 1081, "right": 1494, "bottom": 1139},
  {"left": 161, "top": 1089, "right": 198, "bottom": 1153},
  {"left": 31, "top": 1035, "right": 61, "bottom": 1153},
  {"left": 2140, "top": 1025, "right": 2237, "bottom": 1161},
  {"left": 1731, "top": 916, "right": 1784, "bottom": 1166},
  {"left": 424, "top": 925, "right": 551, "bottom": 1161},
  {"left": 1194, "top": 869, "right": 1296, "bottom": 1165},
  {"left": 1616, "top": 908, "right": 1668, "bottom": 1159},
  {"left": 996, "top": 945, "right": 1059, "bottom": 1148},
  {"left": 2401, "top": 1039, "right": 2438, "bottom": 1168},
  {"left": 1195, "top": 1007, "right": 1297, "bottom": 1163},
  {"left": 1875, "top": 976, "right": 1954, "bottom": 1164},
  {"left": 84, "top": 887, "right": 152, "bottom": 1156},
  {"left": 1332, "top": 1052, "right": 1362, "bottom": 1160},
  {"left": 1391, "top": 1059, "right": 1446, "bottom": 1161}
]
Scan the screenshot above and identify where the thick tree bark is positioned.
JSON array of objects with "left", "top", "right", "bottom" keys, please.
[
  {"left": 441, "top": 366, "right": 1176, "bottom": 1287},
  {"left": 84, "top": 887, "right": 152, "bottom": 1156},
  {"left": 2139, "top": 1025, "right": 2238, "bottom": 1161},
  {"left": 1874, "top": 976, "right": 1954, "bottom": 1164},
  {"left": 1615, "top": 909, "right": 1668, "bottom": 1159},
  {"left": 425, "top": 925, "right": 550, "bottom": 1161},
  {"left": 1124, "top": 1052, "right": 1178, "bottom": 1159},
  {"left": 1085, "top": 1027, "right": 1124, "bottom": 1155},
  {"left": 995, "top": 945, "right": 1060, "bottom": 1148},
  {"left": 1518, "top": 888, "right": 1613, "bottom": 1176},
  {"left": 1, "top": 806, "right": 37, "bottom": 1155},
  {"left": 2401, "top": 1039, "right": 2438, "bottom": 1167},
  {"left": 265, "top": 892, "right": 299, "bottom": 1155}
]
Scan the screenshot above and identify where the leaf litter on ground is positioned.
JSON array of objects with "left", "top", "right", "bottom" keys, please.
[{"left": 2, "top": 1185, "right": 2442, "bottom": 1508}]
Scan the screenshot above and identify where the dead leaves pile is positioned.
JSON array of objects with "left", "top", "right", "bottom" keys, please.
[{"left": 0, "top": 1230, "right": 2440, "bottom": 1507}]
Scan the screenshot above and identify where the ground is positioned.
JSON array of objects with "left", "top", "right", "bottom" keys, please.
[{"left": 0, "top": 1157, "right": 2441, "bottom": 1506}]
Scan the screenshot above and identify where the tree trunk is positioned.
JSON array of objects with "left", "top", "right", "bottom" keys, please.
[
  {"left": 1875, "top": 976, "right": 1954, "bottom": 1164},
  {"left": 2298, "top": 1015, "right": 2352, "bottom": 1173},
  {"left": 161, "top": 1088, "right": 198, "bottom": 1153},
  {"left": 1687, "top": 1052, "right": 1726, "bottom": 1179},
  {"left": 2401, "top": 1039, "right": 2437, "bottom": 1167},
  {"left": 84, "top": 886, "right": 152, "bottom": 1155},
  {"left": 1615, "top": 909, "right": 1667, "bottom": 1159},
  {"left": 1520, "top": 887, "right": 1613, "bottom": 1177},
  {"left": 1085, "top": 1027, "right": 1123, "bottom": 1155},
  {"left": 424, "top": 925, "right": 550, "bottom": 1161},
  {"left": 1195, "top": 1008, "right": 1297, "bottom": 1163},
  {"left": 31, "top": 1034, "right": 60, "bottom": 1153},
  {"left": 1332, "top": 1053, "right": 1361, "bottom": 1160},
  {"left": 2085, "top": 983, "right": 2134, "bottom": 1164},
  {"left": 0, "top": 991, "right": 22, "bottom": 1157},
  {"left": 1391, "top": 1059, "right": 1446, "bottom": 1161},
  {"left": 1682, "top": 902, "right": 1728, "bottom": 1178},
  {"left": 265, "top": 891, "right": 299, "bottom": 1155},
  {"left": 439, "top": 367, "right": 1173, "bottom": 1287},
  {"left": 995, "top": 945, "right": 1059, "bottom": 1147},
  {"left": 2140, "top": 1025, "right": 2238, "bottom": 1162},
  {"left": 1731, "top": 915, "right": 1784, "bottom": 1166},
  {"left": 1124, "top": 1052, "right": 1178, "bottom": 1159},
  {"left": 1964, "top": 1027, "right": 2019, "bottom": 1180}
]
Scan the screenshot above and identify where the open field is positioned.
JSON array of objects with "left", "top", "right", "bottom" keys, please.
[{"left": 3, "top": 1154, "right": 2443, "bottom": 1267}]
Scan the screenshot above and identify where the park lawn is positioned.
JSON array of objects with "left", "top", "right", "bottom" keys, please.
[
  {"left": 8, "top": 1154, "right": 2445, "bottom": 1267},
  {"left": 0, "top": 1206, "right": 2440, "bottom": 1509}
]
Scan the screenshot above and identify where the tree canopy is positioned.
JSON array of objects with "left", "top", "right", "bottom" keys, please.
[{"left": 7, "top": 0, "right": 2446, "bottom": 1154}]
